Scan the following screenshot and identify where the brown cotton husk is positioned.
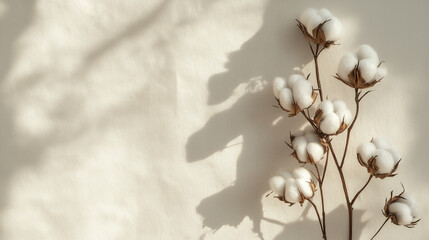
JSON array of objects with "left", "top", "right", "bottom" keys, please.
[
  {"left": 296, "top": 19, "right": 335, "bottom": 48},
  {"left": 357, "top": 153, "right": 401, "bottom": 179},
  {"left": 289, "top": 133, "right": 328, "bottom": 165},
  {"left": 313, "top": 109, "right": 348, "bottom": 136},
  {"left": 275, "top": 91, "right": 318, "bottom": 117},
  {"left": 334, "top": 64, "right": 381, "bottom": 89},
  {"left": 275, "top": 181, "right": 317, "bottom": 206},
  {"left": 383, "top": 188, "right": 421, "bottom": 228}
]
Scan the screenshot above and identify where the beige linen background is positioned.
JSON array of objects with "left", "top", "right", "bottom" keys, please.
[{"left": 0, "top": 0, "right": 427, "bottom": 239}]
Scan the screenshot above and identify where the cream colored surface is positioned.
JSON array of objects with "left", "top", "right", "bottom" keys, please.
[{"left": 0, "top": 0, "right": 427, "bottom": 239}]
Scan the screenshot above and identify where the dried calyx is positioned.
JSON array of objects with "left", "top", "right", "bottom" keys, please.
[
  {"left": 288, "top": 126, "right": 328, "bottom": 164},
  {"left": 297, "top": 8, "right": 342, "bottom": 48},
  {"left": 383, "top": 187, "right": 420, "bottom": 227},
  {"left": 273, "top": 74, "right": 318, "bottom": 116},
  {"left": 336, "top": 44, "right": 387, "bottom": 89},
  {"left": 313, "top": 99, "right": 352, "bottom": 135},
  {"left": 357, "top": 137, "right": 401, "bottom": 179},
  {"left": 269, "top": 167, "right": 316, "bottom": 206}
]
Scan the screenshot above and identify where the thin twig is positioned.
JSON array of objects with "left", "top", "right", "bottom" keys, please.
[
  {"left": 301, "top": 111, "right": 317, "bottom": 130},
  {"left": 314, "top": 164, "right": 327, "bottom": 238},
  {"left": 340, "top": 88, "right": 360, "bottom": 168},
  {"left": 310, "top": 43, "right": 324, "bottom": 101},
  {"left": 307, "top": 198, "right": 325, "bottom": 238},
  {"left": 327, "top": 137, "right": 353, "bottom": 240},
  {"left": 370, "top": 218, "right": 389, "bottom": 240},
  {"left": 322, "top": 150, "right": 329, "bottom": 183},
  {"left": 351, "top": 175, "right": 373, "bottom": 205}
]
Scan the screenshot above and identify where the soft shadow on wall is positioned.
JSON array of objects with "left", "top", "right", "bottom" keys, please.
[
  {"left": 186, "top": 0, "right": 366, "bottom": 239},
  {"left": 0, "top": 0, "right": 38, "bottom": 221}
]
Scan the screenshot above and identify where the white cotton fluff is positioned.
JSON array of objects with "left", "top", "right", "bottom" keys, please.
[
  {"left": 398, "top": 193, "right": 419, "bottom": 218},
  {"left": 336, "top": 108, "right": 353, "bottom": 125},
  {"left": 332, "top": 99, "right": 347, "bottom": 112},
  {"left": 282, "top": 171, "right": 294, "bottom": 181},
  {"left": 307, "top": 142, "right": 324, "bottom": 162},
  {"left": 374, "top": 149, "right": 395, "bottom": 173},
  {"left": 288, "top": 74, "right": 305, "bottom": 89},
  {"left": 279, "top": 88, "right": 293, "bottom": 110},
  {"left": 305, "top": 131, "right": 320, "bottom": 143},
  {"left": 372, "top": 137, "right": 391, "bottom": 150},
  {"left": 299, "top": 8, "right": 318, "bottom": 27},
  {"left": 293, "top": 167, "right": 312, "bottom": 181},
  {"left": 388, "top": 148, "right": 402, "bottom": 164},
  {"left": 300, "top": 8, "right": 342, "bottom": 41},
  {"left": 356, "top": 44, "right": 379, "bottom": 62},
  {"left": 296, "top": 179, "right": 313, "bottom": 198},
  {"left": 292, "top": 136, "right": 307, "bottom": 148},
  {"left": 357, "top": 142, "right": 376, "bottom": 163},
  {"left": 374, "top": 67, "right": 387, "bottom": 80},
  {"left": 318, "top": 8, "right": 332, "bottom": 19},
  {"left": 306, "top": 14, "right": 324, "bottom": 36},
  {"left": 320, "top": 112, "right": 341, "bottom": 135},
  {"left": 292, "top": 80, "right": 314, "bottom": 109},
  {"left": 270, "top": 176, "right": 286, "bottom": 196},
  {"left": 338, "top": 53, "right": 358, "bottom": 80},
  {"left": 285, "top": 179, "right": 300, "bottom": 203},
  {"left": 295, "top": 142, "right": 308, "bottom": 162},
  {"left": 358, "top": 58, "right": 378, "bottom": 82},
  {"left": 318, "top": 100, "right": 334, "bottom": 114},
  {"left": 388, "top": 202, "right": 413, "bottom": 225},
  {"left": 273, "top": 77, "right": 287, "bottom": 99},
  {"left": 322, "top": 17, "right": 342, "bottom": 41}
]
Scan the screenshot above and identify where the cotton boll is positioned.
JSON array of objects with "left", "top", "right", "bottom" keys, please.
[
  {"left": 332, "top": 99, "right": 347, "bottom": 112},
  {"left": 270, "top": 176, "right": 286, "bottom": 196},
  {"left": 357, "top": 142, "right": 376, "bottom": 163},
  {"left": 374, "top": 149, "right": 395, "bottom": 173},
  {"left": 273, "top": 77, "right": 287, "bottom": 99},
  {"left": 318, "top": 100, "right": 334, "bottom": 114},
  {"left": 307, "top": 142, "right": 324, "bottom": 162},
  {"left": 398, "top": 193, "right": 419, "bottom": 218},
  {"left": 389, "top": 202, "right": 413, "bottom": 225},
  {"left": 374, "top": 67, "right": 387, "bottom": 80},
  {"left": 388, "top": 148, "right": 402, "bottom": 164},
  {"left": 292, "top": 167, "right": 312, "bottom": 181},
  {"left": 359, "top": 58, "right": 378, "bottom": 82},
  {"left": 285, "top": 179, "right": 300, "bottom": 203},
  {"left": 318, "top": 8, "right": 332, "bottom": 20},
  {"left": 300, "top": 8, "right": 318, "bottom": 27},
  {"left": 320, "top": 113, "right": 341, "bottom": 135},
  {"left": 292, "top": 136, "right": 307, "bottom": 148},
  {"left": 279, "top": 88, "right": 293, "bottom": 110},
  {"left": 338, "top": 53, "right": 358, "bottom": 80},
  {"left": 336, "top": 108, "right": 353, "bottom": 125},
  {"left": 296, "top": 179, "right": 314, "bottom": 198},
  {"left": 372, "top": 137, "right": 391, "bottom": 150},
  {"left": 293, "top": 80, "right": 314, "bottom": 109},
  {"left": 306, "top": 14, "right": 324, "bottom": 36},
  {"left": 322, "top": 17, "right": 342, "bottom": 41},
  {"left": 288, "top": 74, "right": 305, "bottom": 89},
  {"left": 282, "top": 171, "right": 294, "bottom": 181},
  {"left": 305, "top": 131, "right": 320, "bottom": 143},
  {"left": 356, "top": 44, "right": 379, "bottom": 62},
  {"left": 295, "top": 142, "right": 308, "bottom": 162}
]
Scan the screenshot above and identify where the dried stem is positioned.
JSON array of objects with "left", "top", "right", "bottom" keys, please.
[
  {"left": 370, "top": 218, "right": 389, "bottom": 240},
  {"left": 299, "top": 110, "right": 327, "bottom": 239},
  {"left": 351, "top": 175, "right": 373, "bottom": 205},
  {"left": 308, "top": 198, "right": 326, "bottom": 239},
  {"left": 327, "top": 138, "right": 353, "bottom": 240},
  {"left": 314, "top": 164, "right": 327, "bottom": 239},
  {"left": 340, "top": 88, "right": 360, "bottom": 168},
  {"left": 311, "top": 43, "right": 324, "bottom": 101}
]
